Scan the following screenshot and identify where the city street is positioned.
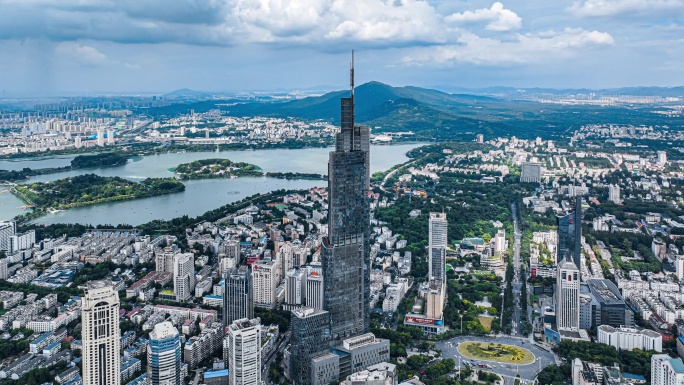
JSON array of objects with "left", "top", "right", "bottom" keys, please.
[
  {"left": 435, "top": 335, "right": 557, "bottom": 382},
  {"left": 511, "top": 202, "right": 526, "bottom": 337}
]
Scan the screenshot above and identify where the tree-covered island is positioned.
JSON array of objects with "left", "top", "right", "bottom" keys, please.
[
  {"left": 173, "top": 158, "right": 263, "bottom": 180},
  {"left": 13, "top": 174, "right": 185, "bottom": 212}
]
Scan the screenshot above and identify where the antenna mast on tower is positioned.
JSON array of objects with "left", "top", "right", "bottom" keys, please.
[{"left": 350, "top": 50, "right": 355, "bottom": 128}]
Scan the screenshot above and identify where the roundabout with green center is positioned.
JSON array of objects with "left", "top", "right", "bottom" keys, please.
[{"left": 458, "top": 342, "right": 535, "bottom": 365}]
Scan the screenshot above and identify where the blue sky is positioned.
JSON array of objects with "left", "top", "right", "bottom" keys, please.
[{"left": 0, "top": 0, "right": 682, "bottom": 95}]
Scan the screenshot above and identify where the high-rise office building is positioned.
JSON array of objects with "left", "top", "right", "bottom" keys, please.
[
  {"left": 520, "top": 162, "right": 542, "bottom": 183},
  {"left": 428, "top": 213, "right": 447, "bottom": 284},
  {"left": 252, "top": 259, "right": 279, "bottom": 309},
  {"left": 556, "top": 259, "right": 580, "bottom": 330},
  {"left": 223, "top": 266, "right": 253, "bottom": 327},
  {"left": 321, "top": 52, "right": 371, "bottom": 340},
  {"left": 148, "top": 321, "right": 182, "bottom": 385},
  {"left": 173, "top": 253, "right": 195, "bottom": 302},
  {"left": 225, "top": 318, "right": 262, "bottom": 385},
  {"left": 290, "top": 308, "right": 331, "bottom": 385},
  {"left": 557, "top": 196, "right": 582, "bottom": 268},
  {"left": 82, "top": 281, "right": 121, "bottom": 385},
  {"left": 586, "top": 278, "right": 634, "bottom": 328}
]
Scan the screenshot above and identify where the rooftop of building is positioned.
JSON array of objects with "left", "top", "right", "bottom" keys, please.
[
  {"left": 671, "top": 358, "right": 684, "bottom": 373},
  {"left": 228, "top": 317, "right": 261, "bottom": 331},
  {"left": 622, "top": 373, "right": 646, "bottom": 381},
  {"left": 204, "top": 370, "right": 229, "bottom": 379},
  {"left": 558, "top": 258, "right": 579, "bottom": 270},
  {"left": 86, "top": 280, "right": 112, "bottom": 290},
  {"left": 587, "top": 279, "right": 625, "bottom": 305},
  {"left": 597, "top": 325, "right": 661, "bottom": 338},
  {"left": 292, "top": 307, "right": 327, "bottom": 318},
  {"left": 150, "top": 321, "right": 178, "bottom": 340}
]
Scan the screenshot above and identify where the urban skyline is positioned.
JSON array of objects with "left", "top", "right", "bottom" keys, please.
[{"left": 0, "top": 6, "right": 682, "bottom": 384}]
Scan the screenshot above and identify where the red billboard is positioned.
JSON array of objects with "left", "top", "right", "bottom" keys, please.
[{"left": 404, "top": 316, "right": 436, "bottom": 325}]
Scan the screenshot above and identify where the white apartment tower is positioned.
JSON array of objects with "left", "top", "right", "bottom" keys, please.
[
  {"left": 657, "top": 151, "right": 668, "bottom": 166},
  {"left": 225, "top": 318, "right": 262, "bottom": 385},
  {"left": 174, "top": 253, "right": 195, "bottom": 302},
  {"left": 494, "top": 229, "right": 506, "bottom": 255},
  {"left": 252, "top": 259, "right": 279, "bottom": 309},
  {"left": 305, "top": 268, "right": 324, "bottom": 310},
  {"left": 429, "top": 213, "right": 448, "bottom": 284},
  {"left": 556, "top": 259, "right": 580, "bottom": 330},
  {"left": 609, "top": 184, "right": 621, "bottom": 204},
  {"left": 82, "top": 281, "right": 121, "bottom": 385},
  {"left": 652, "top": 354, "right": 684, "bottom": 385}
]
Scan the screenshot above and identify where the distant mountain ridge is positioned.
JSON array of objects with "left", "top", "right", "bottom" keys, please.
[
  {"left": 148, "top": 81, "right": 683, "bottom": 141},
  {"left": 436, "top": 85, "right": 684, "bottom": 97}
]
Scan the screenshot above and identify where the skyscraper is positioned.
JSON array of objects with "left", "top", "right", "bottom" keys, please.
[
  {"left": 225, "top": 318, "right": 262, "bottom": 385},
  {"left": 148, "top": 321, "right": 182, "bottom": 385},
  {"left": 557, "top": 196, "right": 582, "bottom": 269},
  {"left": 428, "top": 213, "right": 448, "bottom": 284},
  {"left": 290, "top": 308, "right": 331, "bottom": 385},
  {"left": 82, "top": 281, "right": 121, "bottom": 385},
  {"left": 556, "top": 259, "right": 580, "bottom": 330},
  {"left": 173, "top": 253, "right": 194, "bottom": 302},
  {"left": 223, "top": 266, "right": 254, "bottom": 327},
  {"left": 322, "top": 52, "right": 371, "bottom": 340}
]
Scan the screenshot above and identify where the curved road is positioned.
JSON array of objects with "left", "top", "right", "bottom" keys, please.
[{"left": 435, "top": 335, "right": 557, "bottom": 383}]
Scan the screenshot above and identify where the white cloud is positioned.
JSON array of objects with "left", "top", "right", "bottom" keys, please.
[
  {"left": 569, "top": 0, "right": 684, "bottom": 16},
  {"left": 229, "top": 0, "right": 448, "bottom": 45},
  {"left": 402, "top": 28, "right": 615, "bottom": 65},
  {"left": 54, "top": 42, "right": 139, "bottom": 68},
  {"left": 445, "top": 2, "right": 522, "bottom": 32},
  {"left": 54, "top": 42, "right": 110, "bottom": 65}
]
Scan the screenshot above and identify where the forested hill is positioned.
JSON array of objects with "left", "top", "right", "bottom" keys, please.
[{"left": 143, "top": 82, "right": 684, "bottom": 141}]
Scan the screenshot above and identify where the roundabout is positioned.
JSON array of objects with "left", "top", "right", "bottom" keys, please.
[{"left": 458, "top": 341, "right": 535, "bottom": 365}]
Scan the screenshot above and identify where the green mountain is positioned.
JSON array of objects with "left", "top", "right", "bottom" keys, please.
[
  {"left": 221, "top": 81, "right": 573, "bottom": 140},
  {"left": 149, "top": 82, "right": 683, "bottom": 141}
]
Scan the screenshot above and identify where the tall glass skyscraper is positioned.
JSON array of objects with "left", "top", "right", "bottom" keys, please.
[
  {"left": 223, "top": 266, "right": 254, "bottom": 327},
  {"left": 148, "top": 321, "right": 181, "bottom": 385},
  {"left": 557, "top": 196, "right": 582, "bottom": 269},
  {"left": 322, "top": 52, "right": 371, "bottom": 340},
  {"left": 428, "top": 213, "right": 448, "bottom": 284}
]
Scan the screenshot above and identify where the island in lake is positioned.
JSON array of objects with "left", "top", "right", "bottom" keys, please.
[
  {"left": 173, "top": 158, "right": 263, "bottom": 180},
  {"left": 0, "top": 152, "right": 130, "bottom": 182},
  {"left": 13, "top": 174, "right": 185, "bottom": 216}
]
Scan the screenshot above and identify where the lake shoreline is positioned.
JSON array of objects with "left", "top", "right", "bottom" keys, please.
[{"left": 0, "top": 143, "right": 427, "bottom": 225}]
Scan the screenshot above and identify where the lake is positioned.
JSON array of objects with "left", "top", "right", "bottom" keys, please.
[{"left": 0, "top": 143, "right": 424, "bottom": 226}]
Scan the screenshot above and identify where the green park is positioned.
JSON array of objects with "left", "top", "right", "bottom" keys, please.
[{"left": 458, "top": 342, "right": 535, "bottom": 365}]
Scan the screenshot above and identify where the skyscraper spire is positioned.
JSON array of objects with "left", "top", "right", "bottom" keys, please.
[{"left": 350, "top": 50, "right": 355, "bottom": 129}]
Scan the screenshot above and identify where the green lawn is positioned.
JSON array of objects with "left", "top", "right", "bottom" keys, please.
[
  {"left": 477, "top": 315, "right": 494, "bottom": 331},
  {"left": 458, "top": 342, "right": 534, "bottom": 365}
]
